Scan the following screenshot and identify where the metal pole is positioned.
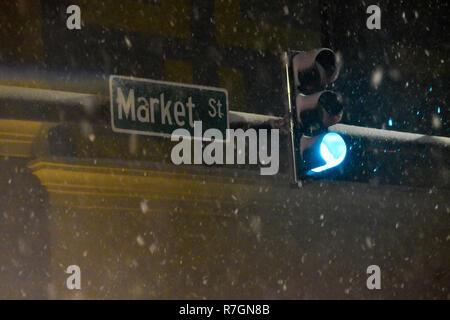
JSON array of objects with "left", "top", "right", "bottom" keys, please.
[
  {"left": 1, "top": 85, "right": 450, "bottom": 149},
  {"left": 228, "top": 109, "right": 450, "bottom": 149}
]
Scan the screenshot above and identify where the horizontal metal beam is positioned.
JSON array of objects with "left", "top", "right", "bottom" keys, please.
[
  {"left": 1, "top": 85, "right": 450, "bottom": 149},
  {"left": 0, "top": 85, "right": 107, "bottom": 122},
  {"left": 330, "top": 123, "right": 450, "bottom": 149},
  {"left": 228, "top": 110, "right": 450, "bottom": 149},
  {"left": 228, "top": 110, "right": 280, "bottom": 126}
]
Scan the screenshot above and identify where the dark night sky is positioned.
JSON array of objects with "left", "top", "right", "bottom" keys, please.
[{"left": 323, "top": 0, "right": 449, "bottom": 137}]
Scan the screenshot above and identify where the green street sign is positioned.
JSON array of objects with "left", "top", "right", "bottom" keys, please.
[{"left": 109, "top": 75, "right": 228, "bottom": 140}]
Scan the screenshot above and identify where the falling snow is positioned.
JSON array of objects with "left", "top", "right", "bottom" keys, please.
[{"left": 0, "top": 0, "right": 448, "bottom": 301}]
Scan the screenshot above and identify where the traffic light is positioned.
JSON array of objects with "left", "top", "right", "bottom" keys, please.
[{"left": 285, "top": 48, "right": 347, "bottom": 184}]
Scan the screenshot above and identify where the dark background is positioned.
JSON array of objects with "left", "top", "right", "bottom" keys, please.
[
  {"left": 1, "top": 0, "right": 448, "bottom": 137},
  {"left": 322, "top": 0, "right": 449, "bottom": 137}
]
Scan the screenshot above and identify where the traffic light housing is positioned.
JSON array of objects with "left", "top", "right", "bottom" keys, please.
[{"left": 285, "top": 48, "right": 347, "bottom": 184}]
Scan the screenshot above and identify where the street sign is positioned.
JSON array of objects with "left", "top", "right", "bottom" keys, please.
[{"left": 109, "top": 75, "right": 228, "bottom": 140}]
